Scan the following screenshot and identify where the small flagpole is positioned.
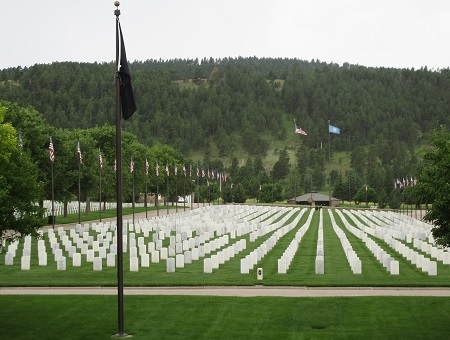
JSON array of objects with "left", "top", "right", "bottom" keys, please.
[
  {"left": 51, "top": 154, "right": 55, "bottom": 230},
  {"left": 183, "top": 169, "right": 186, "bottom": 211},
  {"left": 145, "top": 159, "right": 148, "bottom": 219},
  {"left": 328, "top": 119, "right": 331, "bottom": 207},
  {"left": 166, "top": 166, "right": 169, "bottom": 215},
  {"left": 114, "top": 1, "right": 126, "bottom": 337},
  {"left": 131, "top": 156, "right": 135, "bottom": 226},
  {"left": 78, "top": 141, "right": 81, "bottom": 224},
  {"left": 99, "top": 148, "right": 102, "bottom": 222},
  {"left": 175, "top": 165, "right": 178, "bottom": 213}
]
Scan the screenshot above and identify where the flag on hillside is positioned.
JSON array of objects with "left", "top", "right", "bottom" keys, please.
[
  {"left": 114, "top": 159, "right": 117, "bottom": 172},
  {"left": 165, "top": 163, "right": 169, "bottom": 177},
  {"left": 202, "top": 169, "right": 205, "bottom": 178},
  {"left": 196, "top": 166, "right": 199, "bottom": 178},
  {"left": 99, "top": 148, "right": 103, "bottom": 169},
  {"left": 329, "top": 124, "right": 340, "bottom": 134},
  {"left": 174, "top": 164, "right": 178, "bottom": 176},
  {"left": 117, "top": 22, "right": 136, "bottom": 120},
  {"left": 189, "top": 165, "right": 192, "bottom": 177},
  {"left": 145, "top": 158, "right": 149, "bottom": 175},
  {"left": 294, "top": 120, "right": 307, "bottom": 135},
  {"left": 130, "top": 156, "right": 134, "bottom": 174},
  {"left": 183, "top": 165, "right": 186, "bottom": 177},
  {"left": 77, "top": 141, "right": 83, "bottom": 164},
  {"left": 49, "top": 137, "right": 55, "bottom": 163},
  {"left": 155, "top": 161, "right": 159, "bottom": 177}
]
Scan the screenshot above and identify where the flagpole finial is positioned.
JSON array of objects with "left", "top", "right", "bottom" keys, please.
[
  {"left": 114, "top": 1, "right": 120, "bottom": 16},
  {"left": 114, "top": 1, "right": 120, "bottom": 7}
]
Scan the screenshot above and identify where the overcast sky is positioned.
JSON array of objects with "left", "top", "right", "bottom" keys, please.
[{"left": 2, "top": 0, "right": 450, "bottom": 70}]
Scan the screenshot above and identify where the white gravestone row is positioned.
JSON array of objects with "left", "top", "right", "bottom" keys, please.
[
  {"left": 278, "top": 208, "right": 313, "bottom": 274},
  {"left": 341, "top": 210, "right": 436, "bottom": 275},
  {"left": 352, "top": 210, "right": 441, "bottom": 275},
  {"left": 338, "top": 210, "right": 400, "bottom": 275},
  {"left": 240, "top": 208, "right": 302, "bottom": 274},
  {"left": 328, "top": 210, "right": 362, "bottom": 274},
  {"left": 315, "top": 209, "right": 324, "bottom": 275}
]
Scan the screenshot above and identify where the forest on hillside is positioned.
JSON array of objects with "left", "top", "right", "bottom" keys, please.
[{"left": 1, "top": 57, "right": 450, "bottom": 205}]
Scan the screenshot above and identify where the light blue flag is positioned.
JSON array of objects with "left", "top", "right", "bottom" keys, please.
[{"left": 329, "top": 124, "right": 340, "bottom": 134}]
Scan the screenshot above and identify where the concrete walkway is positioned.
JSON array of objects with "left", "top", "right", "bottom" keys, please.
[{"left": 1, "top": 286, "right": 450, "bottom": 297}]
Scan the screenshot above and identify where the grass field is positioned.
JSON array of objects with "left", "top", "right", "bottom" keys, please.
[
  {"left": 1, "top": 206, "right": 449, "bottom": 287},
  {"left": 1, "top": 295, "right": 449, "bottom": 339}
]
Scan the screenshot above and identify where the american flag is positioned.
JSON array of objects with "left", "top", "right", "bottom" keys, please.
[
  {"left": 202, "top": 169, "right": 205, "bottom": 177},
  {"left": 155, "top": 161, "right": 159, "bottom": 177},
  {"left": 174, "top": 164, "right": 178, "bottom": 176},
  {"left": 145, "top": 158, "right": 149, "bottom": 175},
  {"left": 165, "top": 163, "right": 170, "bottom": 177},
  {"left": 294, "top": 120, "right": 308, "bottom": 136},
  {"left": 196, "top": 166, "right": 199, "bottom": 178},
  {"left": 189, "top": 164, "right": 192, "bottom": 177},
  {"left": 77, "top": 141, "right": 83, "bottom": 164},
  {"left": 130, "top": 156, "right": 134, "bottom": 173},
  {"left": 183, "top": 165, "right": 186, "bottom": 177},
  {"left": 114, "top": 159, "right": 117, "bottom": 172},
  {"left": 49, "top": 137, "right": 55, "bottom": 162},
  {"left": 99, "top": 148, "right": 103, "bottom": 169}
]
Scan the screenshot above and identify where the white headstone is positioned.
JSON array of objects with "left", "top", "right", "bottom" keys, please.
[
  {"left": 160, "top": 247, "right": 168, "bottom": 260},
  {"left": 315, "top": 256, "right": 324, "bottom": 274},
  {"left": 390, "top": 260, "right": 399, "bottom": 275},
  {"left": 184, "top": 251, "right": 192, "bottom": 264},
  {"left": 72, "top": 253, "right": 81, "bottom": 267},
  {"left": 278, "top": 258, "right": 287, "bottom": 274},
  {"left": 166, "top": 257, "right": 176, "bottom": 273},
  {"left": 57, "top": 257, "right": 66, "bottom": 270},
  {"left": 151, "top": 251, "right": 160, "bottom": 263},
  {"left": 93, "top": 257, "right": 102, "bottom": 271},
  {"left": 129, "top": 257, "right": 139, "bottom": 272},
  {"left": 38, "top": 252, "right": 48, "bottom": 266},
  {"left": 141, "top": 253, "right": 150, "bottom": 267},
  {"left": 203, "top": 258, "right": 212, "bottom": 273},
  {"left": 5, "top": 253, "right": 14, "bottom": 265},
  {"left": 176, "top": 254, "right": 185, "bottom": 268},
  {"left": 107, "top": 253, "right": 116, "bottom": 267},
  {"left": 21, "top": 256, "right": 30, "bottom": 270}
]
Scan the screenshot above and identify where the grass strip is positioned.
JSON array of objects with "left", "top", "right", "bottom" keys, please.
[{"left": 0, "top": 295, "right": 449, "bottom": 340}]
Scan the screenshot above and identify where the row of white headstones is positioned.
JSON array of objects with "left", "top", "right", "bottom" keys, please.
[{"left": 3, "top": 205, "right": 449, "bottom": 276}]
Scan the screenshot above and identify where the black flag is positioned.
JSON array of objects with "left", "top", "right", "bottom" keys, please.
[{"left": 118, "top": 22, "right": 137, "bottom": 120}]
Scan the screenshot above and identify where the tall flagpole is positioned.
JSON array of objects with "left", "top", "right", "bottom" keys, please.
[
  {"left": 114, "top": 2, "right": 125, "bottom": 337},
  {"left": 131, "top": 156, "right": 135, "bottom": 226}
]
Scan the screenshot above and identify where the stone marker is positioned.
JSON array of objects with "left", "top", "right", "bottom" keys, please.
[{"left": 166, "top": 257, "right": 175, "bottom": 273}]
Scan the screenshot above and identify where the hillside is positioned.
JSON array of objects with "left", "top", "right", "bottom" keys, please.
[{"left": 1, "top": 57, "right": 449, "bottom": 201}]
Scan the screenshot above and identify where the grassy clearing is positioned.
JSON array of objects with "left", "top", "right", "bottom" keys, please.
[
  {"left": 0, "top": 295, "right": 449, "bottom": 340},
  {"left": 1, "top": 208, "right": 449, "bottom": 287}
]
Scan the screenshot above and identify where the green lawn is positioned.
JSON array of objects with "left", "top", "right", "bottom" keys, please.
[{"left": 1, "top": 295, "right": 449, "bottom": 339}]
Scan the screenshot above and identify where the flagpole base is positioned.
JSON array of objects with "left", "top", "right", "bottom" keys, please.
[{"left": 112, "top": 332, "right": 133, "bottom": 338}]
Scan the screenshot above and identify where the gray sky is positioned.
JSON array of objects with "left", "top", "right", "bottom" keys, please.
[{"left": 2, "top": 0, "right": 450, "bottom": 70}]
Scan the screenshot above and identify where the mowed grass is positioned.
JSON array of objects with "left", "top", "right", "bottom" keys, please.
[
  {"left": 1, "top": 208, "right": 450, "bottom": 287},
  {"left": 1, "top": 295, "right": 449, "bottom": 340}
]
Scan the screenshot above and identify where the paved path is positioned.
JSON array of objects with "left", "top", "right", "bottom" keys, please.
[{"left": 1, "top": 286, "right": 450, "bottom": 297}]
